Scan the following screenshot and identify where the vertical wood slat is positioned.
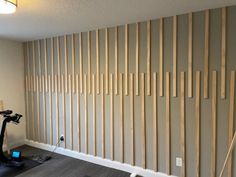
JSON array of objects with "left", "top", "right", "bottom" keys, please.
[
  {"left": 141, "top": 73, "right": 146, "bottom": 168},
  {"left": 92, "top": 74, "right": 97, "bottom": 156},
  {"left": 125, "top": 24, "right": 129, "bottom": 95},
  {"left": 84, "top": 74, "right": 88, "bottom": 154},
  {"left": 27, "top": 42, "right": 31, "bottom": 85},
  {"left": 57, "top": 37, "right": 61, "bottom": 92},
  {"left": 69, "top": 75, "right": 73, "bottom": 150},
  {"left": 62, "top": 74, "right": 67, "bottom": 148},
  {"left": 110, "top": 74, "right": 114, "bottom": 160},
  {"left": 165, "top": 72, "right": 170, "bottom": 175},
  {"left": 48, "top": 75, "right": 53, "bottom": 145},
  {"left": 173, "top": 16, "right": 177, "bottom": 97},
  {"left": 130, "top": 73, "right": 135, "bottom": 165},
  {"left": 42, "top": 75, "right": 47, "bottom": 143},
  {"left": 31, "top": 76, "right": 36, "bottom": 140},
  {"left": 72, "top": 34, "right": 76, "bottom": 93},
  {"left": 55, "top": 75, "right": 59, "bottom": 144},
  {"left": 44, "top": 39, "right": 48, "bottom": 92},
  {"left": 136, "top": 23, "right": 140, "bottom": 96},
  {"left": 51, "top": 38, "right": 54, "bottom": 93},
  {"left": 227, "top": 71, "right": 235, "bottom": 177},
  {"left": 64, "top": 36, "right": 68, "bottom": 93},
  {"left": 221, "top": 7, "right": 226, "bottom": 99},
  {"left": 195, "top": 71, "right": 201, "bottom": 177},
  {"left": 211, "top": 71, "right": 217, "bottom": 177},
  {"left": 76, "top": 74, "right": 81, "bottom": 152},
  {"left": 79, "top": 33, "right": 83, "bottom": 94},
  {"left": 88, "top": 31, "right": 91, "bottom": 94},
  {"left": 36, "top": 76, "right": 41, "bottom": 142},
  {"left": 147, "top": 21, "right": 151, "bottom": 96},
  {"left": 188, "top": 12, "right": 193, "bottom": 98},
  {"left": 37, "top": 40, "right": 42, "bottom": 92},
  {"left": 115, "top": 27, "right": 118, "bottom": 95},
  {"left": 180, "top": 72, "right": 186, "bottom": 177},
  {"left": 96, "top": 29, "right": 100, "bottom": 94},
  {"left": 153, "top": 72, "right": 158, "bottom": 171},
  {"left": 32, "top": 42, "right": 36, "bottom": 92},
  {"left": 204, "top": 10, "right": 210, "bottom": 98},
  {"left": 120, "top": 74, "right": 124, "bottom": 163},
  {"left": 25, "top": 76, "right": 29, "bottom": 139},
  {"left": 105, "top": 28, "right": 109, "bottom": 95},
  {"left": 101, "top": 74, "right": 105, "bottom": 158},
  {"left": 159, "top": 18, "right": 164, "bottom": 97}
]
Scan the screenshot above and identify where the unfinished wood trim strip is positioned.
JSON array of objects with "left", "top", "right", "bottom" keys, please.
[
  {"left": 79, "top": 33, "right": 83, "bottom": 94},
  {"left": 141, "top": 73, "right": 146, "bottom": 168},
  {"left": 44, "top": 39, "right": 48, "bottom": 92},
  {"left": 105, "top": 28, "right": 109, "bottom": 95},
  {"left": 101, "top": 74, "right": 105, "bottom": 158},
  {"left": 159, "top": 18, "right": 164, "bottom": 97},
  {"left": 84, "top": 74, "right": 88, "bottom": 154},
  {"left": 227, "top": 71, "right": 235, "bottom": 177},
  {"left": 62, "top": 74, "right": 67, "bottom": 148},
  {"left": 27, "top": 42, "right": 30, "bottom": 81},
  {"left": 37, "top": 40, "right": 42, "bottom": 92},
  {"left": 188, "top": 12, "right": 193, "bottom": 98},
  {"left": 211, "top": 71, "right": 217, "bottom": 177},
  {"left": 110, "top": 74, "right": 114, "bottom": 160},
  {"left": 88, "top": 31, "right": 91, "bottom": 94},
  {"left": 72, "top": 34, "right": 75, "bottom": 93},
  {"left": 48, "top": 75, "right": 53, "bottom": 145},
  {"left": 31, "top": 76, "right": 36, "bottom": 140},
  {"left": 135, "top": 23, "right": 140, "bottom": 96},
  {"left": 180, "top": 72, "right": 186, "bottom": 177},
  {"left": 92, "top": 74, "right": 97, "bottom": 156},
  {"left": 130, "top": 73, "right": 135, "bottom": 165},
  {"left": 36, "top": 76, "right": 41, "bottom": 142},
  {"left": 204, "top": 10, "right": 209, "bottom": 99},
  {"left": 25, "top": 76, "right": 29, "bottom": 139},
  {"left": 120, "top": 73, "right": 124, "bottom": 163},
  {"left": 76, "top": 74, "right": 81, "bottom": 152},
  {"left": 64, "top": 35, "right": 68, "bottom": 93},
  {"left": 165, "top": 72, "right": 170, "bottom": 175},
  {"left": 153, "top": 72, "right": 158, "bottom": 171},
  {"left": 96, "top": 30, "right": 100, "bottom": 94},
  {"left": 32, "top": 42, "right": 36, "bottom": 92},
  {"left": 57, "top": 37, "right": 61, "bottom": 92},
  {"left": 147, "top": 21, "right": 151, "bottom": 96},
  {"left": 173, "top": 16, "right": 177, "bottom": 97},
  {"left": 125, "top": 24, "right": 129, "bottom": 95},
  {"left": 42, "top": 75, "right": 47, "bottom": 143},
  {"left": 115, "top": 27, "right": 118, "bottom": 95},
  {"left": 51, "top": 38, "right": 54, "bottom": 93},
  {"left": 69, "top": 75, "right": 73, "bottom": 150},
  {"left": 221, "top": 7, "right": 226, "bottom": 99},
  {"left": 195, "top": 71, "right": 201, "bottom": 177},
  {"left": 55, "top": 75, "right": 59, "bottom": 144}
]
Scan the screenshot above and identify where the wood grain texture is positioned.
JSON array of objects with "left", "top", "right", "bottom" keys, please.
[
  {"left": 79, "top": 33, "right": 83, "bottom": 94},
  {"left": 204, "top": 10, "right": 209, "bottom": 99},
  {"left": 227, "top": 71, "right": 235, "bottom": 177},
  {"left": 101, "top": 74, "right": 105, "bottom": 158},
  {"left": 115, "top": 27, "right": 118, "bottom": 95},
  {"left": 92, "top": 74, "right": 97, "bottom": 156},
  {"left": 36, "top": 76, "right": 41, "bottom": 142},
  {"left": 110, "top": 74, "right": 114, "bottom": 160},
  {"left": 48, "top": 75, "right": 53, "bottom": 145},
  {"left": 69, "top": 75, "right": 73, "bottom": 150},
  {"left": 64, "top": 35, "right": 68, "bottom": 93},
  {"left": 88, "top": 31, "right": 91, "bottom": 94},
  {"left": 105, "top": 28, "right": 109, "bottom": 95},
  {"left": 153, "top": 72, "right": 158, "bottom": 171},
  {"left": 56, "top": 37, "right": 61, "bottom": 92},
  {"left": 211, "top": 71, "right": 217, "bottom": 177},
  {"left": 76, "top": 74, "right": 81, "bottom": 152},
  {"left": 180, "top": 72, "right": 186, "bottom": 177},
  {"left": 44, "top": 39, "right": 48, "bottom": 93},
  {"left": 120, "top": 74, "right": 124, "bottom": 163},
  {"left": 62, "top": 74, "right": 67, "bottom": 148},
  {"left": 72, "top": 34, "right": 76, "bottom": 93},
  {"left": 147, "top": 21, "right": 151, "bottom": 96},
  {"left": 195, "top": 71, "right": 201, "bottom": 177},
  {"left": 130, "top": 73, "right": 135, "bottom": 166},
  {"left": 42, "top": 75, "right": 47, "bottom": 143},
  {"left": 135, "top": 23, "right": 140, "bottom": 96},
  {"left": 141, "top": 73, "right": 146, "bottom": 169},
  {"left": 96, "top": 29, "right": 100, "bottom": 94},
  {"left": 221, "top": 7, "right": 226, "bottom": 99},
  {"left": 173, "top": 16, "right": 177, "bottom": 97},
  {"left": 165, "top": 72, "right": 170, "bottom": 175},
  {"left": 84, "top": 74, "right": 88, "bottom": 154},
  {"left": 55, "top": 75, "right": 59, "bottom": 144},
  {"left": 125, "top": 24, "right": 129, "bottom": 96},
  {"left": 159, "top": 18, "right": 164, "bottom": 97},
  {"left": 51, "top": 38, "right": 54, "bottom": 93},
  {"left": 188, "top": 12, "right": 193, "bottom": 98}
]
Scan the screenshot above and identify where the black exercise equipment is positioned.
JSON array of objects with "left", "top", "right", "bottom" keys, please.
[{"left": 0, "top": 110, "right": 24, "bottom": 167}]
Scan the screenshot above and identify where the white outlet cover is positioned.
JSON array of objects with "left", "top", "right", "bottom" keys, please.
[{"left": 176, "top": 157, "right": 182, "bottom": 167}]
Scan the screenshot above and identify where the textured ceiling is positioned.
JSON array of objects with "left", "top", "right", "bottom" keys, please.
[{"left": 0, "top": 0, "right": 236, "bottom": 41}]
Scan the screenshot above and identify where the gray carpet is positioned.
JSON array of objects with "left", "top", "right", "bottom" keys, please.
[{"left": 13, "top": 145, "right": 130, "bottom": 177}]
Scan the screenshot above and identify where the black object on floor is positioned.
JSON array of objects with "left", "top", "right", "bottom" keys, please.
[{"left": 0, "top": 157, "right": 41, "bottom": 177}]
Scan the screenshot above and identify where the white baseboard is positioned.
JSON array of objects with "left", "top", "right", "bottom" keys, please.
[{"left": 25, "top": 139, "right": 177, "bottom": 177}]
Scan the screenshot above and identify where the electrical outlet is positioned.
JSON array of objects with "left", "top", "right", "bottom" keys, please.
[
  {"left": 60, "top": 135, "right": 64, "bottom": 142},
  {"left": 176, "top": 157, "right": 182, "bottom": 167}
]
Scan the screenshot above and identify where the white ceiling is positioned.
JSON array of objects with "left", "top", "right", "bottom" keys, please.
[{"left": 0, "top": 0, "right": 236, "bottom": 42}]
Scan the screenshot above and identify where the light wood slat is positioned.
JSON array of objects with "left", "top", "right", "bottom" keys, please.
[
  {"left": 221, "top": 7, "right": 226, "bottom": 99},
  {"left": 195, "top": 71, "right": 201, "bottom": 177},
  {"left": 62, "top": 74, "right": 67, "bottom": 148},
  {"left": 130, "top": 73, "right": 135, "bottom": 165},
  {"left": 48, "top": 75, "right": 53, "bottom": 145},
  {"left": 76, "top": 74, "right": 81, "bottom": 152},
  {"left": 42, "top": 75, "right": 47, "bottom": 143},
  {"left": 32, "top": 42, "right": 36, "bottom": 92},
  {"left": 88, "top": 31, "right": 91, "bottom": 94},
  {"left": 55, "top": 75, "right": 59, "bottom": 144},
  {"left": 227, "top": 71, "right": 235, "bottom": 177},
  {"left": 96, "top": 29, "right": 100, "bottom": 94},
  {"left": 135, "top": 23, "right": 140, "bottom": 96},
  {"left": 180, "top": 72, "right": 186, "bottom": 177},
  {"left": 105, "top": 28, "right": 109, "bottom": 95},
  {"left": 211, "top": 71, "right": 217, "bottom": 177},
  {"left": 56, "top": 37, "right": 61, "bottom": 92},
  {"left": 110, "top": 74, "right": 114, "bottom": 160},
  {"left": 147, "top": 21, "right": 151, "bottom": 96},
  {"left": 153, "top": 72, "right": 157, "bottom": 171},
  {"left": 159, "top": 18, "right": 164, "bottom": 97},
  {"left": 125, "top": 24, "right": 129, "bottom": 96},
  {"left": 25, "top": 76, "right": 30, "bottom": 139},
  {"left": 27, "top": 42, "right": 30, "bottom": 83},
  {"left": 31, "top": 75, "right": 36, "bottom": 140},
  {"left": 204, "top": 10, "right": 209, "bottom": 99},
  {"left": 141, "top": 73, "right": 146, "bottom": 168},
  {"left": 72, "top": 34, "right": 76, "bottom": 93},
  {"left": 84, "top": 74, "right": 88, "bottom": 154},
  {"left": 69, "top": 75, "right": 73, "bottom": 150},
  {"left": 173, "top": 16, "right": 177, "bottom": 97},
  {"left": 92, "top": 74, "right": 97, "bottom": 156},
  {"left": 101, "top": 74, "right": 105, "bottom": 158},
  {"left": 115, "top": 27, "right": 118, "bottom": 95},
  {"left": 64, "top": 36, "right": 68, "bottom": 93},
  {"left": 188, "top": 12, "right": 193, "bottom": 98},
  {"left": 44, "top": 39, "right": 48, "bottom": 92},
  {"left": 120, "top": 74, "right": 124, "bottom": 163},
  {"left": 165, "top": 72, "right": 170, "bottom": 175},
  {"left": 51, "top": 38, "right": 54, "bottom": 93},
  {"left": 36, "top": 76, "right": 41, "bottom": 142},
  {"left": 37, "top": 40, "right": 42, "bottom": 92},
  {"left": 79, "top": 33, "right": 83, "bottom": 94}
]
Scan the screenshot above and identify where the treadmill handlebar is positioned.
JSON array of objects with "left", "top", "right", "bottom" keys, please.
[
  {"left": 0, "top": 110, "right": 13, "bottom": 116},
  {"left": 3, "top": 114, "right": 22, "bottom": 124}
]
